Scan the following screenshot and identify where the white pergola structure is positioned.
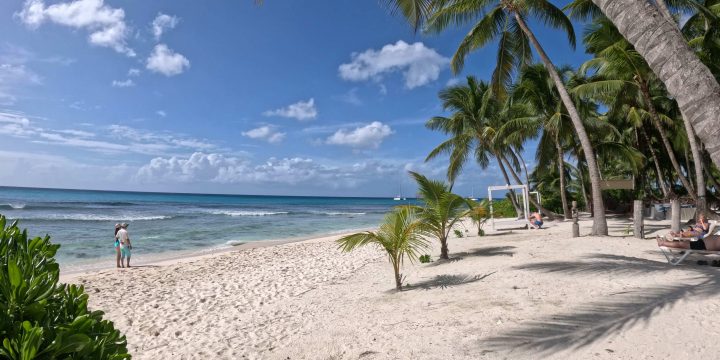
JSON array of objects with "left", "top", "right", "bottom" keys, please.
[
  {"left": 517, "top": 191, "right": 541, "bottom": 206},
  {"left": 488, "top": 184, "right": 531, "bottom": 231}
]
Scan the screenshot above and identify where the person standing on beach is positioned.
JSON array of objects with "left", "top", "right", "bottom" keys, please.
[
  {"left": 114, "top": 223, "right": 122, "bottom": 268},
  {"left": 116, "top": 223, "right": 132, "bottom": 268}
]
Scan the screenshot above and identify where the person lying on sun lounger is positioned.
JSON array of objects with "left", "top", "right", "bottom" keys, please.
[
  {"left": 657, "top": 233, "right": 720, "bottom": 251},
  {"left": 658, "top": 214, "right": 709, "bottom": 241}
]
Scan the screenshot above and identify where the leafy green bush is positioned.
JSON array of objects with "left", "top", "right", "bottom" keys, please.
[
  {"left": 419, "top": 255, "right": 432, "bottom": 263},
  {"left": 453, "top": 229, "right": 464, "bottom": 238},
  {"left": 0, "top": 215, "right": 130, "bottom": 359},
  {"left": 488, "top": 199, "right": 518, "bottom": 218}
]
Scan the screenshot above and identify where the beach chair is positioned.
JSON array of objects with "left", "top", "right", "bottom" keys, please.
[
  {"left": 660, "top": 221, "right": 720, "bottom": 265},
  {"left": 659, "top": 246, "right": 720, "bottom": 266}
]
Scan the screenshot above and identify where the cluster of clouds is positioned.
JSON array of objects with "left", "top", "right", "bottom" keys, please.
[
  {"left": 15, "top": 0, "right": 190, "bottom": 87},
  {"left": 326, "top": 121, "right": 393, "bottom": 149},
  {"left": 339, "top": 40, "right": 449, "bottom": 89},
  {"left": 0, "top": 110, "right": 215, "bottom": 156},
  {"left": 134, "top": 151, "right": 437, "bottom": 190},
  {"left": 17, "top": 0, "right": 135, "bottom": 56}
]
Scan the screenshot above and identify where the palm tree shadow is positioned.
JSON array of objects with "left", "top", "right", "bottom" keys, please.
[
  {"left": 403, "top": 272, "right": 497, "bottom": 291},
  {"left": 479, "top": 254, "right": 720, "bottom": 356},
  {"left": 429, "top": 246, "right": 516, "bottom": 266}
]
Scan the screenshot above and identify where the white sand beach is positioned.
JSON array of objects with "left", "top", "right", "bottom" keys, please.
[{"left": 62, "top": 216, "right": 720, "bottom": 359}]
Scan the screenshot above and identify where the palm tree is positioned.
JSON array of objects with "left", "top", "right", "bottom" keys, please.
[
  {"left": 588, "top": 0, "right": 720, "bottom": 176},
  {"left": 336, "top": 206, "right": 429, "bottom": 290},
  {"left": 409, "top": 171, "right": 471, "bottom": 260},
  {"left": 574, "top": 18, "right": 698, "bottom": 201},
  {"left": 508, "top": 64, "right": 585, "bottom": 219},
  {"left": 385, "top": 0, "right": 608, "bottom": 235},
  {"left": 426, "top": 76, "right": 559, "bottom": 218},
  {"left": 425, "top": 76, "right": 523, "bottom": 215}
]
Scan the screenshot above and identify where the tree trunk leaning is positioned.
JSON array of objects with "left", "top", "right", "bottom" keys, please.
[
  {"left": 514, "top": 13, "right": 608, "bottom": 235},
  {"left": 671, "top": 199, "right": 681, "bottom": 233},
  {"left": 592, "top": 0, "right": 720, "bottom": 172},
  {"left": 634, "top": 200, "right": 644, "bottom": 239},
  {"left": 555, "top": 134, "right": 571, "bottom": 219},
  {"left": 682, "top": 111, "right": 707, "bottom": 214},
  {"left": 496, "top": 153, "right": 523, "bottom": 215}
]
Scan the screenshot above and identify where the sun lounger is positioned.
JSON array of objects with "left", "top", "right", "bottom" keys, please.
[{"left": 659, "top": 246, "right": 720, "bottom": 266}]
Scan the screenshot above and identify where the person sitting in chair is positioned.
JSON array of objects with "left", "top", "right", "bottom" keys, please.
[
  {"left": 658, "top": 214, "right": 709, "bottom": 241},
  {"left": 528, "top": 212, "right": 543, "bottom": 229}
]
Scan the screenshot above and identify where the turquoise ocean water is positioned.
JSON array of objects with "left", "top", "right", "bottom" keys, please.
[{"left": 0, "top": 186, "right": 411, "bottom": 268}]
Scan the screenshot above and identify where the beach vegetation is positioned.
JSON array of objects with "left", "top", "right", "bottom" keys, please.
[
  {"left": 386, "top": 0, "right": 609, "bottom": 235},
  {"left": 419, "top": 254, "right": 432, "bottom": 263},
  {"left": 468, "top": 201, "right": 489, "bottom": 236},
  {"left": 0, "top": 215, "right": 130, "bottom": 359},
  {"left": 336, "top": 206, "right": 429, "bottom": 290},
  {"left": 453, "top": 229, "right": 464, "bottom": 238},
  {"left": 409, "top": 171, "right": 472, "bottom": 259}
]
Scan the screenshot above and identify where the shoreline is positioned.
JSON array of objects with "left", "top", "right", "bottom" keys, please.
[{"left": 59, "top": 226, "right": 375, "bottom": 281}]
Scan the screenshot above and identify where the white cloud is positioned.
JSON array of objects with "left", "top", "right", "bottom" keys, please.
[
  {"left": 135, "top": 152, "right": 391, "bottom": 188},
  {"left": 334, "top": 88, "right": 362, "bottom": 106},
  {"left": 151, "top": 13, "right": 179, "bottom": 41},
  {"left": 263, "top": 98, "right": 317, "bottom": 121},
  {"left": 156, "top": 110, "right": 167, "bottom": 117},
  {"left": 326, "top": 121, "right": 393, "bottom": 149},
  {"left": 111, "top": 79, "right": 134, "bottom": 87},
  {"left": 127, "top": 68, "right": 140, "bottom": 76},
  {"left": 146, "top": 44, "right": 190, "bottom": 76},
  {"left": 16, "top": 0, "right": 135, "bottom": 57},
  {"left": 0, "top": 64, "right": 42, "bottom": 105},
  {"left": 241, "top": 126, "right": 286, "bottom": 144},
  {"left": 339, "top": 40, "right": 449, "bottom": 89},
  {"left": 446, "top": 77, "right": 461, "bottom": 87}
]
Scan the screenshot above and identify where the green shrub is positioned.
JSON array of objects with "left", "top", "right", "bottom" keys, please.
[
  {"left": 453, "top": 229, "right": 464, "bottom": 238},
  {"left": 419, "top": 255, "right": 432, "bottom": 263},
  {"left": 0, "top": 215, "right": 130, "bottom": 359}
]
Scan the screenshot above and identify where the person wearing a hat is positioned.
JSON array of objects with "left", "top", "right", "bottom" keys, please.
[
  {"left": 115, "top": 223, "right": 132, "bottom": 267},
  {"left": 114, "top": 223, "right": 122, "bottom": 268}
]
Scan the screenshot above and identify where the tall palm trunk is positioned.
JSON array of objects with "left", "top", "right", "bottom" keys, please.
[
  {"left": 499, "top": 153, "right": 561, "bottom": 219},
  {"left": 650, "top": 1, "right": 709, "bottom": 213},
  {"left": 514, "top": 13, "right": 607, "bottom": 235},
  {"left": 555, "top": 133, "right": 571, "bottom": 219},
  {"left": 592, "top": 1, "right": 720, "bottom": 173},
  {"left": 640, "top": 126, "right": 671, "bottom": 198},
  {"left": 683, "top": 112, "right": 707, "bottom": 213},
  {"left": 575, "top": 146, "right": 592, "bottom": 213},
  {"left": 495, "top": 151, "right": 523, "bottom": 215},
  {"left": 639, "top": 81, "right": 697, "bottom": 199}
]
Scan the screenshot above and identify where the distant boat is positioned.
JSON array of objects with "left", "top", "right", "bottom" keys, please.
[
  {"left": 393, "top": 183, "right": 406, "bottom": 201},
  {"left": 467, "top": 187, "right": 478, "bottom": 201}
]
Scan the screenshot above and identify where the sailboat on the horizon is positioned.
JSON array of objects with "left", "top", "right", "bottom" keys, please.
[
  {"left": 468, "top": 186, "right": 478, "bottom": 201},
  {"left": 393, "top": 182, "right": 406, "bottom": 201}
]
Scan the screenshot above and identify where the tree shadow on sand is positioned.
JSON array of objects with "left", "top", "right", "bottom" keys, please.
[
  {"left": 479, "top": 254, "right": 720, "bottom": 356},
  {"left": 428, "top": 246, "right": 516, "bottom": 266},
  {"left": 403, "top": 272, "right": 496, "bottom": 291}
]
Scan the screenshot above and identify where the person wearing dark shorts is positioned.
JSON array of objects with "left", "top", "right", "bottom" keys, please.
[{"left": 658, "top": 234, "right": 720, "bottom": 251}]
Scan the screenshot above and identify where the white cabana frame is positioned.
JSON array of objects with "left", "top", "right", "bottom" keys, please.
[{"left": 488, "top": 184, "right": 531, "bottom": 231}]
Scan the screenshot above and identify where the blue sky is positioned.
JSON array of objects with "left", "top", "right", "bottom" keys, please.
[{"left": 0, "top": 0, "right": 591, "bottom": 197}]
